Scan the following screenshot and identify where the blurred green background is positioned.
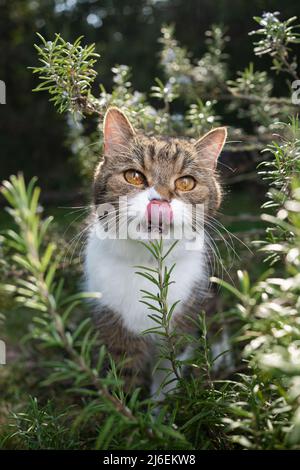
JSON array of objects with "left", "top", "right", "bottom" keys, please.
[{"left": 0, "top": 0, "right": 298, "bottom": 194}]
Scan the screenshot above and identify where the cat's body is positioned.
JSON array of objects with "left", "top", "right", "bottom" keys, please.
[{"left": 84, "top": 107, "right": 227, "bottom": 399}]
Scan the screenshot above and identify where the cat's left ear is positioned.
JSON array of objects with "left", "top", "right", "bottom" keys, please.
[
  {"left": 195, "top": 127, "right": 227, "bottom": 170},
  {"left": 103, "top": 107, "right": 135, "bottom": 156}
]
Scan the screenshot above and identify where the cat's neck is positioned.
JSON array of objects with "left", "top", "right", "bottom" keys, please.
[{"left": 87, "top": 225, "right": 205, "bottom": 265}]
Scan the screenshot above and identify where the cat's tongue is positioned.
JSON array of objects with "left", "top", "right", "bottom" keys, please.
[{"left": 146, "top": 200, "right": 173, "bottom": 229}]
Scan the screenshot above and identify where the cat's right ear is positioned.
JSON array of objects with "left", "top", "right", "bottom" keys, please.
[{"left": 103, "top": 107, "right": 135, "bottom": 156}]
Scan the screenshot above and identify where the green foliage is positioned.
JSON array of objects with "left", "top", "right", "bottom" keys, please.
[
  {"left": 159, "top": 24, "right": 229, "bottom": 98},
  {"left": 186, "top": 100, "right": 220, "bottom": 135},
  {"left": 3, "top": 0, "right": 300, "bottom": 189},
  {"left": 251, "top": 12, "right": 300, "bottom": 79},
  {"left": 227, "top": 63, "right": 277, "bottom": 129},
  {"left": 135, "top": 239, "right": 183, "bottom": 388},
  {"left": 2, "top": 398, "right": 79, "bottom": 450},
  {"left": 31, "top": 34, "right": 100, "bottom": 114},
  {"left": 213, "top": 118, "right": 300, "bottom": 448},
  {"left": 30, "top": 11, "right": 299, "bottom": 186}
]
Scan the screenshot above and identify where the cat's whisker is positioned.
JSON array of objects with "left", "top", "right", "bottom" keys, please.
[
  {"left": 205, "top": 231, "right": 235, "bottom": 284},
  {"left": 59, "top": 205, "right": 94, "bottom": 210},
  {"left": 73, "top": 213, "right": 127, "bottom": 264},
  {"left": 204, "top": 224, "right": 238, "bottom": 278},
  {"left": 204, "top": 235, "right": 219, "bottom": 278},
  {"left": 64, "top": 221, "right": 95, "bottom": 268},
  {"left": 204, "top": 214, "right": 237, "bottom": 251},
  {"left": 64, "top": 229, "right": 88, "bottom": 268},
  {"left": 204, "top": 229, "right": 224, "bottom": 276},
  {"left": 216, "top": 160, "right": 234, "bottom": 172},
  {"left": 182, "top": 209, "right": 233, "bottom": 281},
  {"left": 206, "top": 215, "right": 253, "bottom": 254},
  {"left": 181, "top": 212, "right": 221, "bottom": 278},
  {"left": 204, "top": 220, "right": 238, "bottom": 262},
  {"left": 61, "top": 209, "right": 92, "bottom": 241}
]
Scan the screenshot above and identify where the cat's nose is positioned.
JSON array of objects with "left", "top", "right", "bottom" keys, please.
[
  {"left": 146, "top": 200, "right": 173, "bottom": 227},
  {"left": 148, "top": 186, "right": 172, "bottom": 203},
  {"left": 148, "top": 187, "right": 163, "bottom": 201}
]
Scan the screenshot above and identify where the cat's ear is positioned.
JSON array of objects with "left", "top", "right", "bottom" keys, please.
[
  {"left": 103, "top": 107, "right": 135, "bottom": 155},
  {"left": 195, "top": 127, "right": 227, "bottom": 170}
]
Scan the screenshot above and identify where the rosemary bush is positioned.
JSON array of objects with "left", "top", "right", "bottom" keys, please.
[
  {"left": 212, "top": 117, "right": 300, "bottom": 448},
  {"left": 1, "top": 11, "right": 300, "bottom": 450},
  {"left": 0, "top": 175, "right": 196, "bottom": 450}
]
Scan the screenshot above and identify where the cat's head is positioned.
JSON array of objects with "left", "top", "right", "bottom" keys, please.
[{"left": 93, "top": 107, "right": 226, "bottom": 240}]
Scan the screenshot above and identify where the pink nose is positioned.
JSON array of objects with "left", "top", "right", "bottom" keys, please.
[{"left": 146, "top": 200, "right": 173, "bottom": 226}]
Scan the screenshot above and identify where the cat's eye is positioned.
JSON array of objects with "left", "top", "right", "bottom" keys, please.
[
  {"left": 175, "top": 176, "right": 196, "bottom": 192},
  {"left": 124, "top": 169, "right": 146, "bottom": 186}
]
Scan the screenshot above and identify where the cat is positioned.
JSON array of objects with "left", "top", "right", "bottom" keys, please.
[{"left": 84, "top": 106, "right": 227, "bottom": 401}]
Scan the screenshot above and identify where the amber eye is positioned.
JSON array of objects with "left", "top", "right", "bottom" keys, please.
[
  {"left": 175, "top": 176, "right": 196, "bottom": 192},
  {"left": 124, "top": 170, "right": 146, "bottom": 186}
]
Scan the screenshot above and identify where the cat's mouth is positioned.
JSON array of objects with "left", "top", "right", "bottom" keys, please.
[
  {"left": 146, "top": 199, "right": 173, "bottom": 234},
  {"left": 147, "top": 222, "right": 164, "bottom": 234}
]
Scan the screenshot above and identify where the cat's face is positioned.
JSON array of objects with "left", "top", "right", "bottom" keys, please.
[{"left": 93, "top": 107, "right": 226, "bottom": 240}]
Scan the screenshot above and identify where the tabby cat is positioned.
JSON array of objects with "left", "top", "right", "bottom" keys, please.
[{"left": 84, "top": 107, "right": 227, "bottom": 400}]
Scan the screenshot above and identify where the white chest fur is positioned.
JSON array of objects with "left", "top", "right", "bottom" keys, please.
[{"left": 84, "top": 228, "right": 208, "bottom": 335}]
